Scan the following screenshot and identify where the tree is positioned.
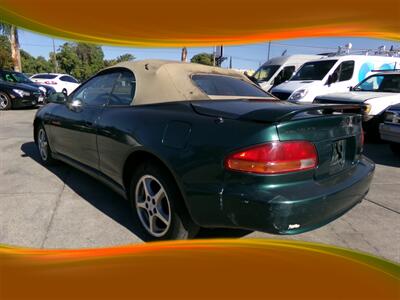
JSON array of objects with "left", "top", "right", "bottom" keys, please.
[
  {"left": 104, "top": 53, "right": 135, "bottom": 67},
  {"left": 56, "top": 43, "right": 81, "bottom": 78},
  {"left": 190, "top": 53, "right": 214, "bottom": 66},
  {"left": 75, "top": 43, "right": 104, "bottom": 79},
  {"left": 0, "top": 22, "right": 21, "bottom": 72},
  {"left": 20, "top": 50, "right": 52, "bottom": 75},
  {"left": 0, "top": 35, "right": 12, "bottom": 69},
  {"left": 55, "top": 42, "right": 105, "bottom": 81},
  {"left": 116, "top": 53, "right": 135, "bottom": 62}
]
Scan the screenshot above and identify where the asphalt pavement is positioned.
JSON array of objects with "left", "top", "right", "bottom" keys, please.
[{"left": 0, "top": 108, "right": 399, "bottom": 262}]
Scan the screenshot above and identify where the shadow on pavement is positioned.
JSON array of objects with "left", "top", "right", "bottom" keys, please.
[
  {"left": 21, "top": 141, "right": 149, "bottom": 241},
  {"left": 363, "top": 142, "right": 400, "bottom": 167},
  {"left": 21, "top": 141, "right": 251, "bottom": 241}
]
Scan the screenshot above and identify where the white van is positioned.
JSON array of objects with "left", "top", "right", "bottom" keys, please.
[
  {"left": 271, "top": 52, "right": 400, "bottom": 103},
  {"left": 251, "top": 55, "right": 324, "bottom": 92}
]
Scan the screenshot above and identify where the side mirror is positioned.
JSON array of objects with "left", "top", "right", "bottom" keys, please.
[
  {"left": 327, "top": 73, "right": 338, "bottom": 85},
  {"left": 67, "top": 99, "right": 83, "bottom": 112},
  {"left": 47, "top": 92, "right": 67, "bottom": 104},
  {"left": 349, "top": 86, "right": 354, "bottom": 91},
  {"left": 273, "top": 74, "right": 283, "bottom": 86}
]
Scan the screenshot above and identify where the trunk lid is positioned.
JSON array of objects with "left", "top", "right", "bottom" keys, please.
[
  {"left": 191, "top": 99, "right": 301, "bottom": 122},
  {"left": 191, "top": 99, "right": 363, "bottom": 179},
  {"left": 277, "top": 114, "right": 363, "bottom": 179}
]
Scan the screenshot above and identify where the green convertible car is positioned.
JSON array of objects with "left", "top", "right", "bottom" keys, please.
[{"left": 34, "top": 60, "right": 375, "bottom": 241}]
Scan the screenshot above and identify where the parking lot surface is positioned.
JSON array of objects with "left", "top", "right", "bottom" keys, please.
[{"left": 1, "top": 109, "right": 399, "bottom": 262}]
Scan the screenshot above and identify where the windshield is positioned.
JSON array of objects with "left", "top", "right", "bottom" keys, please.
[
  {"left": 252, "top": 65, "right": 280, "bottom": 82},
  {"left": 354, "top": 74, "right": 400, "bottom": 93},
  {"left": 1, "top": 71, "right": 33, "bottom": 84},
  {"left": 192, "top": 74, "right": 271, "bottom": 98},
  {"left": 291, "top": 60, "right": 337, "bottom": 81}
]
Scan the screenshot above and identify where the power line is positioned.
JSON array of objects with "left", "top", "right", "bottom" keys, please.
[{"left": 230, "top": 56, "right": 262, "bottom": 62}]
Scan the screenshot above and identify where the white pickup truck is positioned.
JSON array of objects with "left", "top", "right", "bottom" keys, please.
[{"left": 313, "top": 71, "right": 400, "bottom": 136}]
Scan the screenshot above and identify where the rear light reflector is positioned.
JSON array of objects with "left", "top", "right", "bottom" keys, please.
[{"left": 225, "top": 141, "right": 318, "bottom": 174}]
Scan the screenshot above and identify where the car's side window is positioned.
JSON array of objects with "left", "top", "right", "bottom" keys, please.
[
  {"left": 275, "top": 66, "right": 296, "bottom": 85},
  {"left": 72, "top": 72, "right": 119, "bottom": 106},
  {"left": 69, "top": 76, "right": 79, "bottom": 83},
  {"left": 61, "top": 75, "right": 79, "bottom": 83},
  {"left": 332, "top": 61, "right": 355, "bottom": 82},
  {"left": 108, "top": 70, "right": 136, "bottom": 106}
]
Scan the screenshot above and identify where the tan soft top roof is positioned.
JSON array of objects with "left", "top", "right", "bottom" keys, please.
[{"left": 107, "top": 59, "right": 261, "bottom": 105}]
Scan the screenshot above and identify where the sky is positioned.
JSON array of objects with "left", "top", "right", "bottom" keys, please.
[{"left": 18, "top": 29, "right": 400, "bottom": 71}]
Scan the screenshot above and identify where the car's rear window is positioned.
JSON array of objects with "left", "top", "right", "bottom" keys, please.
[
  {"left": 192, "top": 74, "right": 269, "bottom": 97},
  {"left": 31, "top": 74, "right": 57, "bottom": 79}
]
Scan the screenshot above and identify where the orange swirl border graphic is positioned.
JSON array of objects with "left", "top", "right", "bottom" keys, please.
[
  {"left": 0, "top": 0, "right": 399, "bottom": 46},
  {"left": 1, "top": 1, "right": 399, "bottom": 299},
  {"left": 1, "top": 239, "right": 399, "bottom": 299}
]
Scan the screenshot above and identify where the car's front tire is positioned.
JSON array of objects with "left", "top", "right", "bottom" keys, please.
[
  {"left": 36, "top": 125, "right": 55, "bottom": 165},
  {"left": 129, "top": 161, "right": 199, "bottom": 241},
  {"left": 0, "top": 92, "right": 12, "bottom": 110}
]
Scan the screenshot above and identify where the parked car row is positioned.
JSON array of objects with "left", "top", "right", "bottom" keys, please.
[
  {"left": 248, "top": 46, "right": 399, "bottom": 150},
  {"left": 270, "top": 55, "right": 399, "bottom": 103},
  {"left": 0, "top": 70, "right": 79, "bottom": 110}
]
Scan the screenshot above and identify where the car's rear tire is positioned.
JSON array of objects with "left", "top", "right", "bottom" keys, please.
[
  {"left": 0, "top": 92, "right": 12, "bottom": 110},
  {"left": 36, "top": 125, "right": 55, "bottom": 165},
  {"left": 129, "top": 161, "right": 199, "bottom": 241}
]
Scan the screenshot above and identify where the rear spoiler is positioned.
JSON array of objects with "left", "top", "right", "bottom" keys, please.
[{"left": 276, "top": 104, "right": 364, "bottom": 122}]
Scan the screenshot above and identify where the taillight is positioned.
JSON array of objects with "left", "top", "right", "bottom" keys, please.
[
  {"left": 225, "top": 141, "right": 318, "bottom": 174},
  {"left": 44, "top": 81, "right": 57, "bottom": 85}
]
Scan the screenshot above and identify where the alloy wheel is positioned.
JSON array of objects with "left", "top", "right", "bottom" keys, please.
[
  {"left": 0, "top": 94, "right": 9, "bottom": 109},
  {"left": 135, "top": 175, "right": 171, "bottom": 237},
  {"left": 38, "top": 128, "right": 48, "bottom": 161}
]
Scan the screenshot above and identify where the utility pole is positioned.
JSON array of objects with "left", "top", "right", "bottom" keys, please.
[
  {"left": 267, "top": 41, "right": 271, "bottom": 61},
  {"left": 52, "top": 38, "right": 58, "bottom": 73},
  {"left": 181, "top": 47, "right": 187, "bottom": 62},
  {"left": 213, "top": 46, "right": 216, "bottom": 66},
  {"left": 229, "top": 56, "right": 232, "bottom": 69}
]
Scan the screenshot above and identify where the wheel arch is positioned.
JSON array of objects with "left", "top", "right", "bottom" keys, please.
[
  {"left": 33, "top": 118, "right": 41, "bottom": 144},
  {"left": 122, "top": 149, "right": 196, "bottom": 225}
]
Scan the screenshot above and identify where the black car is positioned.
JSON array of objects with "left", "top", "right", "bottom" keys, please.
[{"left": 0, "top": 70, "right": 55, "bottom": 110}]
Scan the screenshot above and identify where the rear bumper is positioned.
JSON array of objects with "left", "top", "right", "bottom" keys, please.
[
  {"left": 211, "top": 156, "right": 374, "bottom": 234},
  {"left": 379, "top": 123, "right": 400, "bottom": 144}
]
